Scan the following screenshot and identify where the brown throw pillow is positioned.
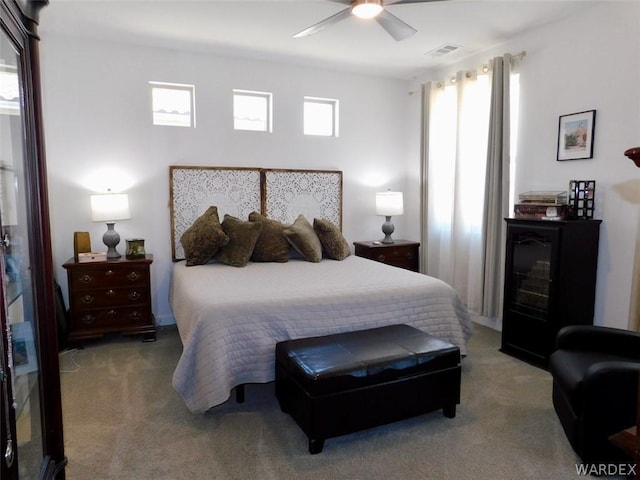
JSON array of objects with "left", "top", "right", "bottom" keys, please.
[
  {"left": 180, "top": 206, "right": 229, "bottom": 266},
  {"left": 248, "top": 211, "right": 290, "bottom": 262},
  {"left": 283, "top": 214, "right": 322, "bottom": 263},
  {"left": 214, "top": 214, "right": 263, "bottom": 267},
  {"left": 313, "top": 218, "right": 351, "bottom": 261}
]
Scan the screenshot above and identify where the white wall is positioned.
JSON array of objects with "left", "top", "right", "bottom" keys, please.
[
  {"left": 409, "top": 1, "right": 640, "bottom": 329},
  {"left": 39, "top": 35, "right": 413, "bottom": 325},
  {"left": 39, "top": 1, "right": 640, "bottom": 332}
]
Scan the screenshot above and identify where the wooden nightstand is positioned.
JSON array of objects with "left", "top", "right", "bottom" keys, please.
[
  {"left": 63, "top": 255, "right": 156, "bottom": 345},
  {"left": 353, "top": 240, "right": 420, "bottom": 272}
]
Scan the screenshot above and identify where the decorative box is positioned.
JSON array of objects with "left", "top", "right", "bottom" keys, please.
[
  {"left": 514, "top": 204, "right": 569, "bottom": 220},
  {"left": 77, "top": 252, "right": 108, "bottom": 263},
  {"left": 126, "top": 238, "right": 146, "bottom": 259},
  {"left": 568, "top": 180, "right": 596, "bottom": 219}
]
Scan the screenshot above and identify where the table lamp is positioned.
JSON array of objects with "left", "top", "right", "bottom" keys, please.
[
  {"left": 376, "top": 190, "right": 403, "bottom": 244},
  {"left": 90, "top": 192, "right": 130, "bottom": 258}
]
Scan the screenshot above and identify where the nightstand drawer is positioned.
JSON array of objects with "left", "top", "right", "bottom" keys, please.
[
  {"left": 69, "top": 266, "right": 148, "bottom": 289},
  {"left": 73, "top": 306, "right": 152, "bottom": 330},
  {"left": 372, "top": 246, "right": 417, "bottom": 264},
  {"left": 71, "top": 287, "right": 149, "bottom": 309},
  {"left": 376, "top": 255, "right": 417, "bottom": 271},
  {"left": 353, "top": 240, "right": 420, "bottom": 272}
]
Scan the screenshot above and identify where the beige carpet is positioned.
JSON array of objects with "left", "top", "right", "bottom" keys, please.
[{"left": 58, "top": 323, "right": 605, "bottom": 479}]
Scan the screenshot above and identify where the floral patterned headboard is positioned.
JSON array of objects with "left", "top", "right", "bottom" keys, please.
[{"left": 169, "top": 166, "right": 343, "bottom": 261}]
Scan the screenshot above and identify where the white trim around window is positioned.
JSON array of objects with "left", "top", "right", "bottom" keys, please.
[
  {"left": 233, "top": 89, "right": 273, "bottom": 132},
  {"left": 304, "top": 96, "right": 339, "bottom": 137},
  {"left": 150, "top": 81, "right": 196, "bottom": 128}
]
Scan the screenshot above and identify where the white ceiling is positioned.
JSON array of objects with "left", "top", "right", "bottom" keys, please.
[{"left": 39, "top": 0, "right": 597, "bottom": 79}]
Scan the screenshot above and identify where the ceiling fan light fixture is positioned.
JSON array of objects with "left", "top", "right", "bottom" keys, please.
[{"left": 351, "top": 0, "right": 384, "bottom": 19}]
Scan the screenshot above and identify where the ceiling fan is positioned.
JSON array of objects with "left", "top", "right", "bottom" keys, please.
[{"left": 293, "top": 0, "right": 447, "bottom": 41}]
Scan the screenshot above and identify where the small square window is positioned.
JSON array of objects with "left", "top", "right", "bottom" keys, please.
[
  {"left": 0, "top": 65, "right": 20, "bottom": 115},
  {"left": 150, "top": 82, "right": 195, "bottom": 127},
  {"left": 233, "top": 90, "right": 272, "bottom": 132},
  {"left": 304, "top": 97, "right": 339, "bottom": 137}
]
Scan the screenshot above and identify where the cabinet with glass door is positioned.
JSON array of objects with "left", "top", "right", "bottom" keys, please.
[
  {"left": 0, "top": 1, "right": 66, "bottom": 478},
  {"left": 501, "top": 218, "right": 601, "bottom": 368}
]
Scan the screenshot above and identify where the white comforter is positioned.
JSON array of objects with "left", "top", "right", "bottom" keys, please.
[{"left": 170, "top": 256, "right": 473, "bottom": 413}]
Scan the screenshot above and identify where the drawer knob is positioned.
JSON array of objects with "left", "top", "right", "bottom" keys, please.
[
  {"left": 107, "top": 309, "right": 117, "bottom": 317},
  {"left": 128, "top": 291, "right": 141, "bottom": 301},
  {"left": 377, "top": 255, "right": 386, "bottom": 262},
  {"left": 129, "top": 311, "right": 142, "bottom": 320},
  {"left": 79, "top": 274, "right": 93, "bottom": 285},
  {"left": 105, "top": 270, "right": 114, "bottom": 277},
  {"left": 106, "top": 289, "right": 116, "bottom": 297},
  {"left": 127, "top": 272, "right": 141, "bottom": 282},
  {"left": 81, "top": 314, "right": 96, "bottom": 325},
  {"left": 81, "top": 295, "right": 94, "bottom": 305}
]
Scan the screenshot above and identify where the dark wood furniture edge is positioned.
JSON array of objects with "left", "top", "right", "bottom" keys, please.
[
  {"left": 625, "top": 147, "right": 640, "bottom": 168},
  {"left": 609, "top": 381, "right": 640, "bottom": 479},
  {"left": 1, "top": 1, "right": 66, "bottom": 478}
]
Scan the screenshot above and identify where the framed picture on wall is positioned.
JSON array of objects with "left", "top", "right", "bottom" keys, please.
[{"left": 557, "top": 110, "right": 596, "bottom": 161}]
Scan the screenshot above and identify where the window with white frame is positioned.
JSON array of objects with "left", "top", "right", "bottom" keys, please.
[
  {"left": 150, "top": 82, "right": 195, "bottom": 127},
  {"left": 0, "top": 65, "right": 20, "bottom": 115},
  {"left": 233, "top": 89, "right": 272, "bottom": 132},
  {"left": 304, "top": 97, "right": 339, "bottom": 137}
]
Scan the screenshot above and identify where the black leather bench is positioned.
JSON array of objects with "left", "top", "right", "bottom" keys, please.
[{"left": 275, "top": 324, "right": 461, "bottom": 453}]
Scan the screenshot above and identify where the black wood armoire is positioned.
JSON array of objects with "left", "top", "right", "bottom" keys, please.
[{"left": 501, "top": 218, "right": 601, "bottom": 368}]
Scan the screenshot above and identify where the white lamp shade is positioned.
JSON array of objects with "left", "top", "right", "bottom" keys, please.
[
  {"left": 351, "top": 0, "right": 383, "bottom": 19},
  {"left": 90, "top": 193, "right": 131, "bottom": 222},
  {"left": 376, "top": 191, "right": 404, "bottom": 216}
]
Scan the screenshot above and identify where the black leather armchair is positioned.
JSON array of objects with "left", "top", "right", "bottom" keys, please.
[{"left": 549, "top": 325, "right": 640, "bottom": 464}]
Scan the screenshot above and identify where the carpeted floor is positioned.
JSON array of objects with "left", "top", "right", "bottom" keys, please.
[{"left": 58, "top": 323, "right": 608, "bottom": 479}]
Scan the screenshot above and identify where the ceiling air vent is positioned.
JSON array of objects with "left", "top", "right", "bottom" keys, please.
[{"left": 426, "top": 44, "right": 462, "bottom": 58}]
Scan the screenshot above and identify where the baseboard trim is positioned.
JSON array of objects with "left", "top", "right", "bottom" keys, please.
[{"left": 471, "top": 314, "right": 502, "bottom": 331}]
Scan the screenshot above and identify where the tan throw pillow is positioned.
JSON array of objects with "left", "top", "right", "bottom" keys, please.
[
  {"left": 283, "top": 214, "right": 322, "bottom": 263},
  {"left": 214, "top": 214, "right": 263, "bottom": 267},
  {"left": 180, "top": 206, "right": 229, "bottom": 266},
  {"left": 313, "top": 218, "right": 351, "bottom": 261},
  {"left": 248, "top": 211, "right": 290, "bottom": 262}
]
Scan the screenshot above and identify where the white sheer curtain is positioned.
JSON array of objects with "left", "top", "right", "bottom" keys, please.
[{"left": 421, "top": 56, "right": 516, "bottom": 316}]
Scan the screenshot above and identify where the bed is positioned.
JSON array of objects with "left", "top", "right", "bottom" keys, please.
[{"left": 168, "top": 166, "right": 473, "bottom": 414}]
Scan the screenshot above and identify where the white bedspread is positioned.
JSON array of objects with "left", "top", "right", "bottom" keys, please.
[{"left": 170, "top": 256, "right": 473, "bottom": 413}]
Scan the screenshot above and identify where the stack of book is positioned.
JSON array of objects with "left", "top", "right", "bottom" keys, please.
[{"left": 514, "top": 191, "right": 568, "bottom": 220}]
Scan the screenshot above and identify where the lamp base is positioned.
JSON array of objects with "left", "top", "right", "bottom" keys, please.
[
  {"left": 103, "top": 222, "right": 122, "bottom": 259},
  {"left": 381, "top": 216, "right": 395, "bottom": 244}
]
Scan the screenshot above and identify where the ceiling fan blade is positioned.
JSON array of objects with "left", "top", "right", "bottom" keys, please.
[
  {"left": 375, "top": 9, "right": 417, "bottom": 41},
  {"left": 293, "top": 7, "right": 352, "bottom": 38}
]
